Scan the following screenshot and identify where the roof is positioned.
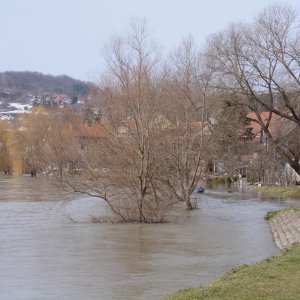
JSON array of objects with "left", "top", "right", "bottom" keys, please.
[
  {"left": 246, "top": 112, "right": 282, "bottom": 135},
  {"left": 187, "top": 121, "right": 211, "bottom": 135}
]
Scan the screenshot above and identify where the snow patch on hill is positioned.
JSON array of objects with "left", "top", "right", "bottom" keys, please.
[
  {"left": 0, "top": 102, "right": 33, "bottom": 120},
  {"left": 9, "top": 103, "right": 32, "bottom": 110}
]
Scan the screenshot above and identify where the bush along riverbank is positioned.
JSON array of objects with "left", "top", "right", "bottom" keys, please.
[
  {"left": 164, "top": 209, "right": 300, "bottom": 300},
  {"left": 259, "top": 185, "right": 300, "bottom": 199}
]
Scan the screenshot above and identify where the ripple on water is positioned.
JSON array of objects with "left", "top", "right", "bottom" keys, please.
[{"left": 0, "top": 176, "right": 297, "bottom": 300}]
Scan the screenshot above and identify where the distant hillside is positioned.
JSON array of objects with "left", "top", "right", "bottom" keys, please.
[
  {"left": 0, "top": 71, "right": 90, "bottom": 97},
  {"left": 0, "top": 71, "right": 93, "bottom": 120}
]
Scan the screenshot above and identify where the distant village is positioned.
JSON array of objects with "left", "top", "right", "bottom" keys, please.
[
  {"left": 0, "top": 92, "right": 299, "bottom": 187},
  {"left": 0, "top": 90, "right": 93, "bottom": 121}
]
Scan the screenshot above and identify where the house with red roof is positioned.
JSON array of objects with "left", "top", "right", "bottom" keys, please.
[
  {"left": 238, "top": 111, "right": 300, "bottom": 183},
  {"left": 246, "top": 112, "right": 284, "bottom": 142}
]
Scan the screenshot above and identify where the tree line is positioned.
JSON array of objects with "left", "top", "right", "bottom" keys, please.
[{"left": 0, "top": 71, "right": 90, "bottom": 97}]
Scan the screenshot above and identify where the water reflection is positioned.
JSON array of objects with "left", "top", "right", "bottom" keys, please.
[{"left": 0, "top": 176, "right": 297, "bottom": 299}]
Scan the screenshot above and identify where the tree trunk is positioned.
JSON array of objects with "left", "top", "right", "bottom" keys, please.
[{"left": 185, "top": 194, "right": 194, "bottom": 210}]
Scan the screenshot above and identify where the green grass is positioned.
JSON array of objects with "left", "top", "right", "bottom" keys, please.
[
  {"left": 259, "top": 185, "right": 300, "bottom": 199},
  {"left": 164, "top": 243, "right": 300, "bottom": 300},
  {"left": 264, "top": 208, "right": 300, "bottom": 221},
  {"left": 264, "top": 210, "right": 281, "bottom": 221}
]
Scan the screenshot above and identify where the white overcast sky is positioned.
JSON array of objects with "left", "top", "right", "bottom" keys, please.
[{"left": 1, "top": 0, "right": 299, "bottom": 81}]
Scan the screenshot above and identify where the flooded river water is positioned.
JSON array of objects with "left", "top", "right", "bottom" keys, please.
[{"left": 0, "top": 176, "right": 298, "bottom": 299}]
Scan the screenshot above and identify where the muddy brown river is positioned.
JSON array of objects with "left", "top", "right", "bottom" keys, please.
[{"left": 0, "top": 176, "right": 298, "bottom": 299}]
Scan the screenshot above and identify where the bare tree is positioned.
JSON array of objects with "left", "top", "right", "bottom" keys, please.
[
  {"left": 158, "top": 37, "right": 212, "bottom": 209},
  {"left": 205, "top": 3, "right": 300, "bottom": 175},
  {"left": 20, "top": 107, "right": 81, "bottom": 179},
  {"left": 64, "top": 20, "right": 181, "bottom": 222}
]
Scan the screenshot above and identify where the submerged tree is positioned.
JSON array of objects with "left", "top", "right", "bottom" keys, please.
[
  {"left": 63, "top": 20, "right": 183, "bottom": 222},
  {"left": 64, "top": 23, "right": 211, "bottom": 221},
  {"left": 158, "top": 37, "right": 211, "bottom": 209}
]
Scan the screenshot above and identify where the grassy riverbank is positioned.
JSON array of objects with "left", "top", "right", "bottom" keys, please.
[
  {"left": 265, "top": 208, "right": 300, "bottom": 221},
  {"left": 164, "top": 243, "right": 300, "bottom": 300},
  {"left": 259, "top": 185, "right": 300, "bottom": 199}
]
